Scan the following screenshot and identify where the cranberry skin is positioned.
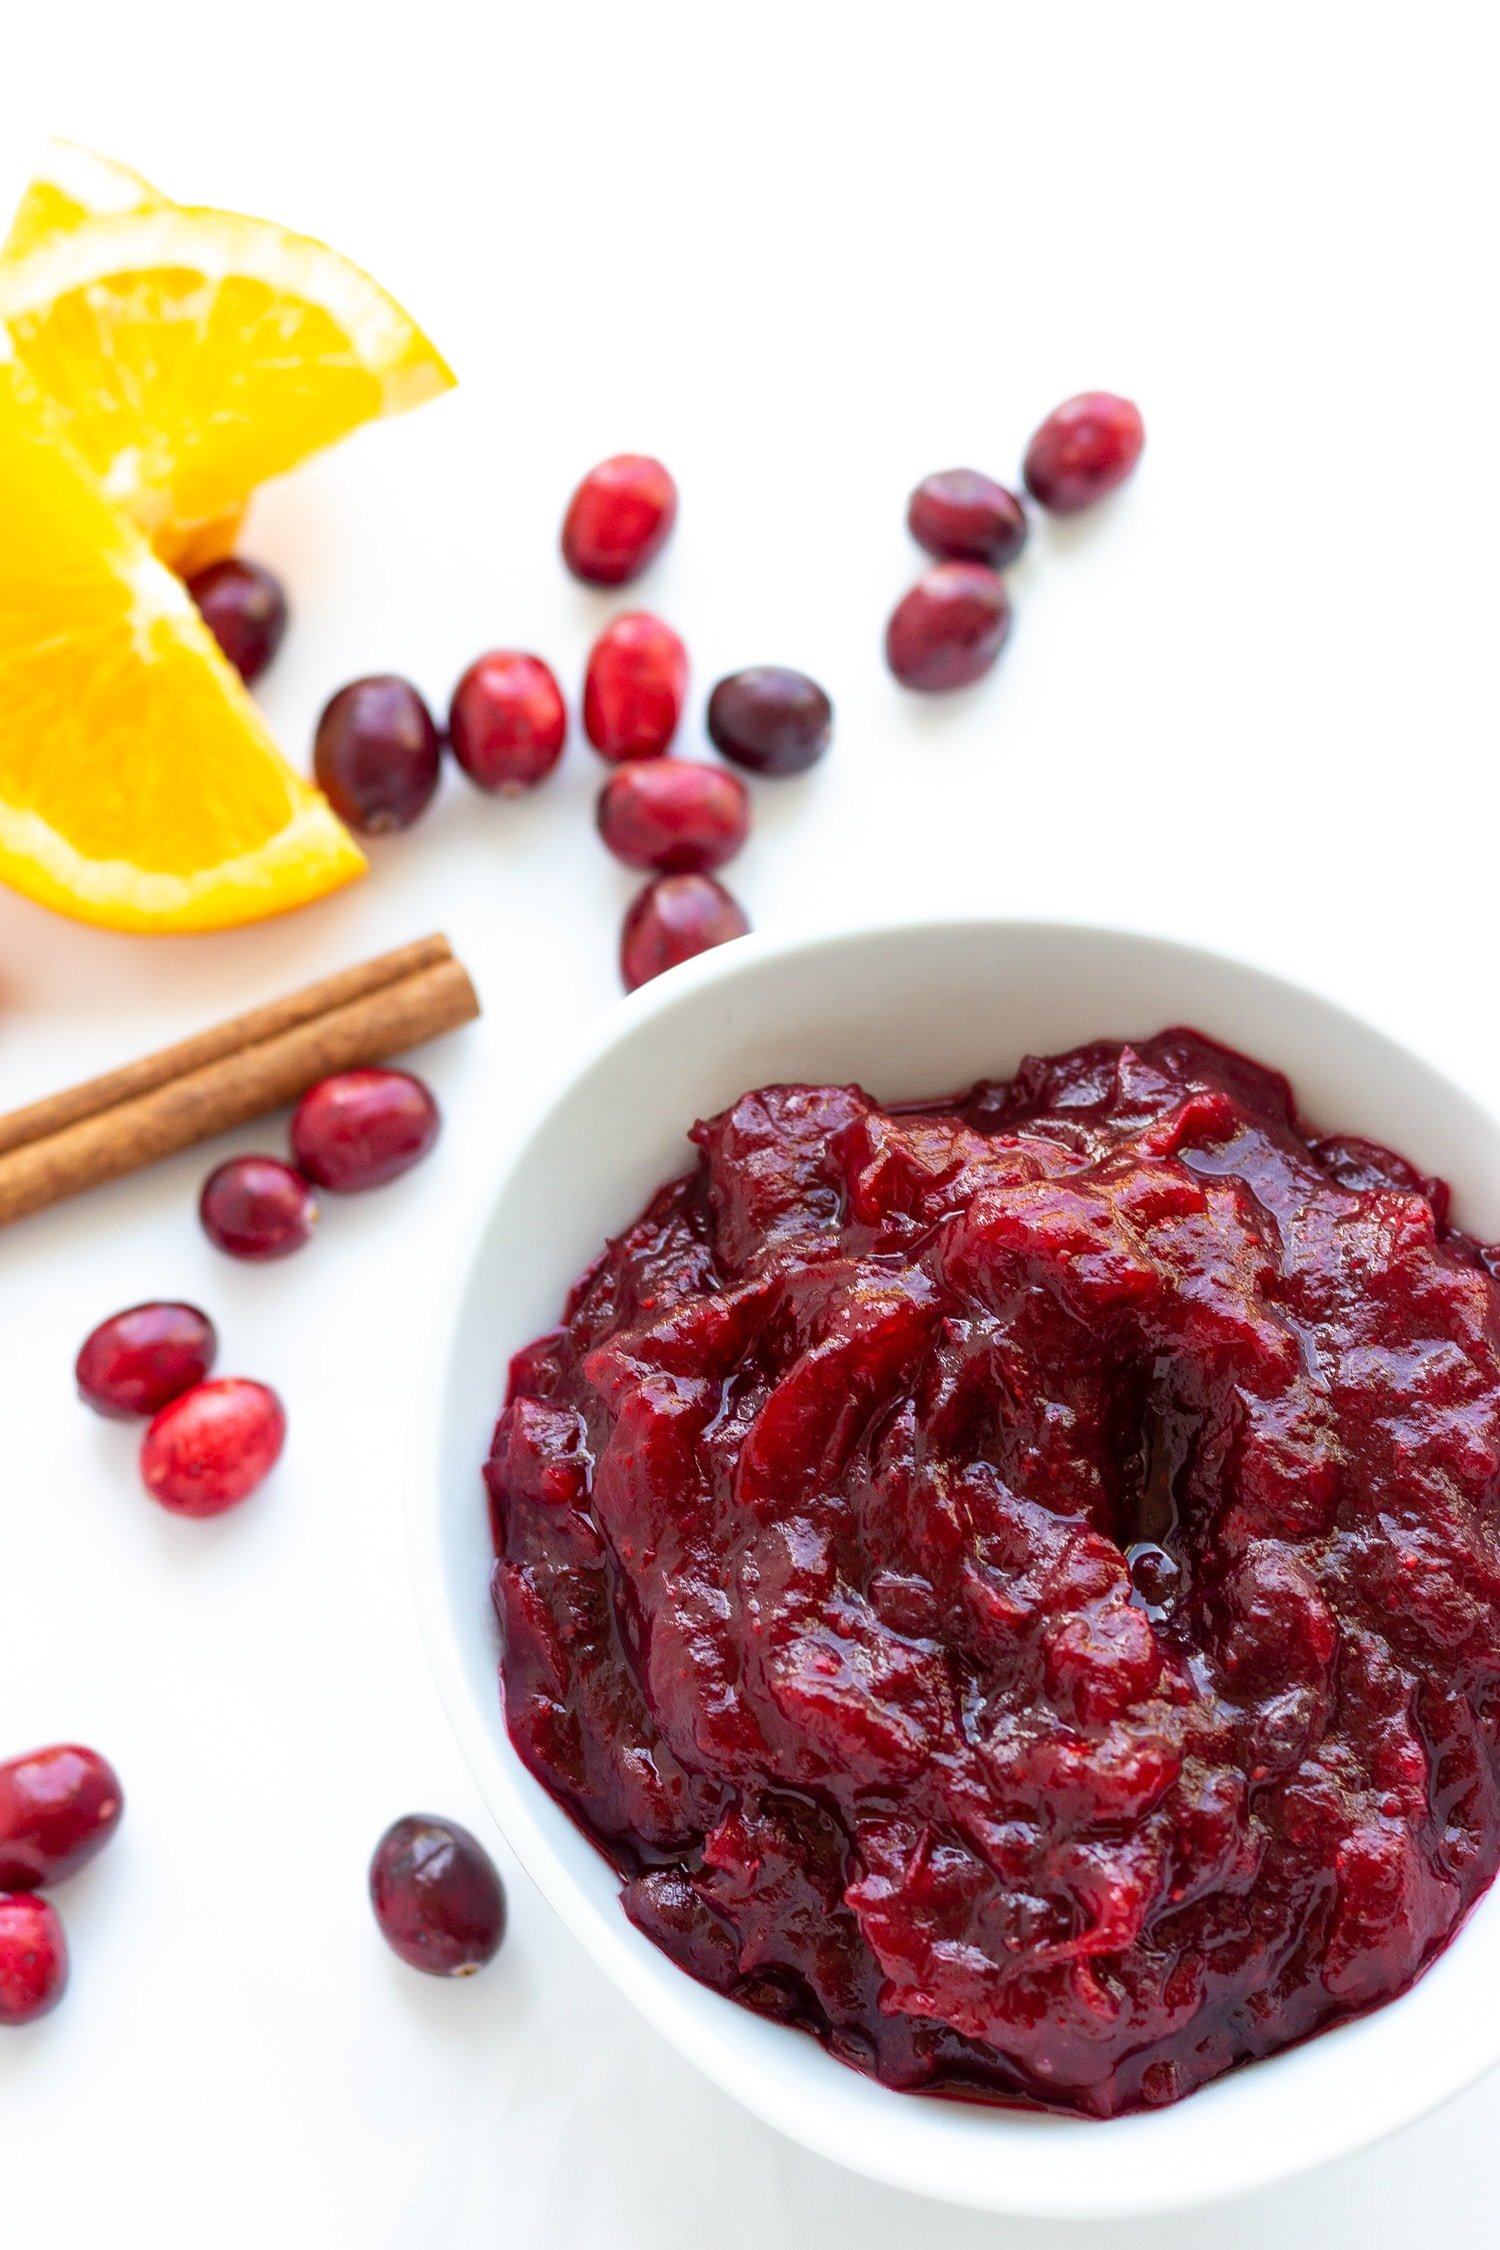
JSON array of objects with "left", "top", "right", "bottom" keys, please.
[
  {"left": 140, "top": 1378, "right": 286, "bottom": 1518},
  {"left": 448, "top": 652, "right": 566, "bottom": 794},
  {"left": 907, "top": 469, "right": 1028, "bottom": 568},
  {"left": 290, "top": 1068, "right": 440, "bottom": 1193},
  {"left": 76, "top": 1301, "right": 217, "bottom": 1421},
  {"left": 583, "top": 613, "right": 688, "bottom": 761},
  {"left": 885, "top": 562, "right": 1012, "bottom": 691},
  {"left": 598, "top": 760, "right": 750, "bottom": 875},
  {"left": 369, "top": 1814, "right": 506, "bottom": 1976},
  {"left": 186, "top": 558, "right": 288, "bottom": 685},
  {"left": 1023, "top": 392, "right": 1145, "bottom": 514},
  {"left": 199, "top": 1156, "right": 317, "bottom": 1262},
  {"left": 706, "top": 667, "right": 832, "bottom": 778},
  {"left": 561, "top": 455, "right": 677, "bottom": 587},
  {"left": 0, "top": 1747, "right": 124, "bottom": 1890},
  {"left": 0, "top": 1894, "right": 67, "bottom": 2026},
  {"left": 312, "top": 676, "right": 442, "bottom": 834},
  {"left": 620, "top": 873, "right": 749, "bottom": 992}
]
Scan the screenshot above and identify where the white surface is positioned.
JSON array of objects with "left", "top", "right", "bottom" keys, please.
[
  {"left": 410, "top": 918, "right": 1500, "bottom": 2217},
  {"left": 0, "top": 5, "right": 1498, "bottom": 2244}
]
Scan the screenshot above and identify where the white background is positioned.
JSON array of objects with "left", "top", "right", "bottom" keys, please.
[{"left": 2, "top": 4, "right": 1499, "bottom": 2242}]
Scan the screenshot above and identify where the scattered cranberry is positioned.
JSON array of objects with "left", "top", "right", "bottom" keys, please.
[
  {"left": 186, "top": 557, "right": 288, "bottom": 685},
  {"left": 75, "top": 1302, "right": 217, "bottom": 1421},
  {"left": 140, "top": 1378, "right": 286, "bottom": 1518},
  {"left": 0, "top": 1747, "right": 124, "bottom": 1890},
  {"left": 0, "top": 1894, "right": 67, "bottom": 2026},
  {"left": 907, "top": 469, "right": 1028, "bottom": 569},
  {"left": 706, "top": 667, "right": 832, "bottom": 778},
  {"left": 369, "top": 1814, "right": 506, "bottom": 1976},
  {"left": 313, "top": 676, "right": 442, "bottom": 833},
  {"left": 291, "top": 1068, "right": 440, "bottom": 1193},
  {"left": 598, "top": 761, "right": 750, "bottom": 875},
  {"left": 561, "top": 455, "right": 678, "bottom": 587},
  {"left": 620, "top": 873, "right": 749, "bottom": 991},
  {"left": 199, "top": 1156, "right": 318, "bottom": 1262},
  {"left": 448, "top": 652, "right": 566, "bottom": 794},
  {"left": 1023, "top": 391, "right": 1145, "bottom": 514},
  {"left": 885, "top": 561, "right": 1012, "bottom": 691},
  {"left": 583, "top": 613, "right": 688, "bottom": 761}
]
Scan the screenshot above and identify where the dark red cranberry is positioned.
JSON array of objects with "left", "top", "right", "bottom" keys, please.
[
  {"left": 1023, "top": 392, "right": 1145, "bottom": 514},
  {"left": 312, "top": 676, "right": 442, "bottom": 833},
  {"left": 186, "top": 558, "right": 288, "bottom": 685},
  {"left": 0, "top": 1747, "right": 124, "bottom": 1889},
  {"left": 290, "top": 1068, "right": 440, "bottom": 1193},
  {"left": 907, "top": 469, "right": 1028, "bottom": 568},
  {"left": 1127, "top": 1543, "right": 1181, "bottom": 1615},
  {"left": 706, "top": 667, "right": 832, "bottom": 778},
  {"left": 75, "top": 1302, "right": 217, "bottom": 1420},
  {"left": 199, "top": 1156, "right": 317, "bottom": 1262},
  {"left": 561, "top": 455, "right": 677, "bottom": 586},
  {"left": 598, "top": 761, "right": 750, "bottom": 875},
  {"left": 0, "top": 1894, "right": 67, "bottom": 2025},
  {"left": 448, "top": 652, "right": 566, "bottom": 794},
  {"left": 369, "top": 1814, "right": 506, "bottom": 1976},
  {"left": 583, "top": 613, "right": 687, "bottom": 761},
  {"left": 140, "top": 1378, "right": 286, "bottom": 1518},
  {"left": 885, "top": 562, "right": 1011, "bottom": 691},
  {"left": 620, "top": 874, "right": 749, "bottom": 992}
]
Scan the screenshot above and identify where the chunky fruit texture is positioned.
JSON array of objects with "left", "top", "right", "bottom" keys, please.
[{"left": 487, "top": 1031, "right": 1500, "bottom": 2117}]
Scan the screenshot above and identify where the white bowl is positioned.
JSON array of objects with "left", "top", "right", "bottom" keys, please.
[{"left": 407, "top": 916, "right": 1500, "bottom": 2219}]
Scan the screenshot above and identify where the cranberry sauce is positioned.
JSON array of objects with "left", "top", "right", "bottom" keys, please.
[{"left": 485, "top": 1031, "right": 1500, "bottom": 2117}]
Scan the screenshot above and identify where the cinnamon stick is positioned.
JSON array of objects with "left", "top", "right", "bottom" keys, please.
[{"left": 0, "top": 935, "right": 480, "bottom": 1228}]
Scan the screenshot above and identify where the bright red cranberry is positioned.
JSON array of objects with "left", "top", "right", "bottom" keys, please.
[
  {"left": 598, "top": 761, "right": 750, "bottom": 875},
  {"left": 290, "top": 1068, "right": 440, "bottom": 1193},
  {"left": 0, "top": 1894, "right": 67, "bottom": 2026},
  {"left": 907, "top": 469, "right": 1028, "bottom": 568},
  {"left": 448, "top": 652, "right": 566, "bottom": 794},
  {"left": 583, "top": 613, "right": 687, "bottom": 761},
  {"left": 885, "top": 562, "right": 1012, "bottom": 691},
  {"left": 75, "top": 1302, "right": 217, "bottom": 1420},
  {"left": 369, "top": 1814, "right": 506, "bottom": 1976},
  {"left": 1023, "top": 392, "right": 1145, "bottom": 514},
  {"left": 186, "top": 558, "right": 288, "bottom": 685},
  {"left": 561, "top": 455, "right": 678, "bottom": 586},
  {"left": 706, "top": 667, "right": 832, "bottom": 778},
  {"left": 199, "top": 1156, "right": 317, "bottom": 1262},
  {"left": 620, "top": 873, "right": 749, "bottom": 992},
  {"left": 0, "top": 1747, "right": 124, "bottom": 1889},
  {"left": 140, "top": 1378, "right": 286, "bottom": 1518},
  {"left": 313, "top": 676, "right": 442, "bottom": 833}
]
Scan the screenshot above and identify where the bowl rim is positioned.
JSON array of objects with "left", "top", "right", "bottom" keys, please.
[{"left": 404, "top": 910, "right": 1500, "bottom": 2217}]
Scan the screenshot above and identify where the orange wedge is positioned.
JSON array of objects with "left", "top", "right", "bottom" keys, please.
[{"left": 0, "top": 336, "right": 365, "bottom": 932}]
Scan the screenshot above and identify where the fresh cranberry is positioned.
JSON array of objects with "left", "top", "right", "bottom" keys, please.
[
  {"left": 1023, "top": 392, "right": 1145, "bottom": 514},
  {"left": 186, "top": 558, "right": 288, "bottom": 685},
  {"left": 199, "top": 1156, "right": 317, "bottom": 1262},
  {"left": 290, "top": 1068, "right": 440, "bottom": 1193},
  {"left": 140, "top": 1378, "right": 286, "bottom": 1518},
  {"left": 885, "top": 562, "right": 1011, "bottom": 691},
  {"left": 583, "top": 613, "right": 687, "bottom": 761},
  {"left": 448, "top": 652, "right": 566, "bottom": 794},
  {"left": 907, "top": 469, "right": 1028, "bottom": 568},
  {"left": 561, "top": 455, "right": 677, "bottom": 586},
  {"left": 368, "top": 1814, "right": 506, "bottom": 1976},
  {"left": 312, "top": 676, "right": 442, "bottom": 833},
  {"left": 0, "top": 1894, "right": 67, "bottom": 2026},
  {"left": 598, "top": 761, "right": 750, "bottom": 875},
  {"left": 75, "top": 1302, "right": 217, "bottom": 1420},
  {"left": 0, "top": 1747, "right": 124, "bottom": 1889},
  {"left": 706, "top": 667, "right": 832, "bottom": 778},
  {"left": 620, "top": 874, "right": 749, "bottom": 991}
]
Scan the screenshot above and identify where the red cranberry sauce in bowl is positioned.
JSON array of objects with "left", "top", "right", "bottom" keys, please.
[{"left": 485, "top": 1028, "right": 1500, "bottom": 2119}]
